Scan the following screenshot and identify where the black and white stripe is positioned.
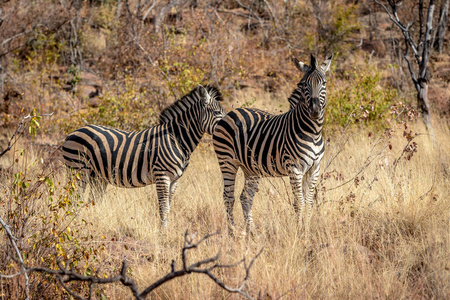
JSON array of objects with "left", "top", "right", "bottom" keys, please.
[
  {"left": 62, "top": 85, "right": 225, "bottom": 227},
  {"left": 213, "top": 54, "right": 333, "bottom": 234}
]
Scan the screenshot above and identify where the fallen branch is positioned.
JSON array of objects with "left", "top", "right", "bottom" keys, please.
[{"left": 0, "top": 226, "right": 263, "bottom": 299}]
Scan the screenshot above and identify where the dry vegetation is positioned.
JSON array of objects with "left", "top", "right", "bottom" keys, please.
[{"left": 1, "top": 0, "right": 449, "bottom": 299}]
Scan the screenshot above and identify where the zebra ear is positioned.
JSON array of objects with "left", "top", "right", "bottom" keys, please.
[
  {"left": 321, "top": 54, "right": 333, "bottom": 73},
  {"left": 310, "top": 54, "right": 318, "bottom": 69},
  {"left": 292, "top": 57, "right": 309, "bottom": 73},
  {"left": 198, "top": 85, "right": 211, "bottom": 105}
]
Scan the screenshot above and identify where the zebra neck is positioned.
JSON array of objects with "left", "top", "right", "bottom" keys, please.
[
  {"left": 168, "top": 113, "right": 204, "bottom": 156},
  {"left": 290, "top": 104, "right": 323, "bottom": 138},
  {"left": 287, "top": 89, "right": 304, "bottom": 109}
]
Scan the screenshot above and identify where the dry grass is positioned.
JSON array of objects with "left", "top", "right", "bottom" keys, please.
[
  {"left": 1, "top": 104, "right": 449, "bottom": 299},
  {"left": 47, "top": 117, "right": 448, "bottom": 299}
]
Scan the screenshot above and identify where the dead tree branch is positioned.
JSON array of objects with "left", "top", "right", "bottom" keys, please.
[
  {"left": 374, "top": 0, "right": 437, "bottom": 144},
  {"left": 0, "top": 216, "right": 30, "bottom": 299},
  {"left": 0, "top": 228, "right": 263, "bottom": 299},
  {"left": 435, "top": 0, "right": 449, "bottom": 53}
]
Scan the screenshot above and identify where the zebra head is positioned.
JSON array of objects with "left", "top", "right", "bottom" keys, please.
[
  {"left": 292, "top": 54, "right": 333, "bottom": 119},
  {"left": 197, "top": 85, "right": 226, "bottom": 135}
]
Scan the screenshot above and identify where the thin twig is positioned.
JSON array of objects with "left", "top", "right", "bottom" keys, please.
[
  {"left": 0, "top": 216, "right": 30, "bottom": 299},
  {"left": 0, "top": 112, "right": 54, "bottom": 158}
]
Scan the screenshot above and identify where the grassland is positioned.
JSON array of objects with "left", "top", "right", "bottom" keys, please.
[
  {"left": 1, "top": 97, "right": 448, "bottom": 299},
  {"left": 80, "top": 118, "right": 449, "bottom": 299}
]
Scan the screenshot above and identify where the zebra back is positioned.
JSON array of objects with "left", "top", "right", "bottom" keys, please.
[{"left": 62, "top": 85, "right": 226, "bottom": 188}]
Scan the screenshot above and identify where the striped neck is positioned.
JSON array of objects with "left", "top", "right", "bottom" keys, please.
[
  {"left": 289, "top": 95, "right": 323, "bottom": 138},
  {"left": 166, "top": 102, "right": 205, "bottom": 156},
  {"left": 287, "top": 87, "right": 304, "bottom": 110}
]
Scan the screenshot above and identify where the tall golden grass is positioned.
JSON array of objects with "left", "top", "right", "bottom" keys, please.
[
  {"left": 1, "top": 102, "right": 449, "bottom": 299},
  {"left": 68, "top": 116, "right": 449, "bottom": 299}
]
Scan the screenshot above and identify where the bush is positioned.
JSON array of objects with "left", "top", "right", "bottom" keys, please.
[
  {"left": 64, "top": 75, "right": 158, "bottom": 133},
  {"left": 0, "top": 114, "right": 105, "bottom": 298},
  {"left": 327, "top": 65, "right": 399, "bottom": 129}
]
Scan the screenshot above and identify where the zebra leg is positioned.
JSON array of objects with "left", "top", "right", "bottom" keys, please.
[
  {"left": 289, "top": 167, "right": 306, "bottom": 231},
  {"left": 304, "top": 164, "right": 321, "bottom": 233},
  {"left": 155, "top": 174, "right": 171, "bottom": 227},
  {"left": 168, "top": 179, "right": 179, "bottom": 206},
  {"left": 219, "top": 161, "right": 239, "bottom": 235},
  {"left": 240, "top": 175, "right": 260, "bottom": 235}
]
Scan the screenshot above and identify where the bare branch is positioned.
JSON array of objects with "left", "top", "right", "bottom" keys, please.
[
  {"left": 1, "top": 229, "right": 262, "bottom": 299},
  {"left": 0, "top": 271, "right": 23, "bottom": 279},
  {"left": 0, "top": 25, "right": 42, "bottom": 48},
  {"left": 404, "top": 45, "right": 420, "bottom": 92},
  {"left": 141, "top": 230, "right": 259, "bottom": 299},
  {"left": 374, "top": 1, "right": 406, "bottom": 30},
  {"left": 419, "top": 0, "right": 436, "bottom": 79},
  {"left": 142, "top": 0, "right": 157, "bottom": 22},
  {"left": 0, "top": 216, "right": 30, "bottom": 299},
  {"left": 56, "top": 275, "right": 87, "bottom": 300},
  {"left": 374, "top": 0, "right": 420, "bottom": 61},
  {"left": 435, "top": 0, "right": 449, "bottom": 53}
]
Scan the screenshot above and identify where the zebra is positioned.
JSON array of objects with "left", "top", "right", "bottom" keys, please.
[
  {"left": 62, "top": 85, "right": 226, "bottom": 227},
  {"left": 213, "top": 54, "right": 333, "bottom": 235}
]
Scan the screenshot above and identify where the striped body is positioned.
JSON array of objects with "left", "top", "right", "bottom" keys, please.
[
  {"left": 214, "top": 106, "right": 325, "bottom": 178},
  {"left": 213, "top": 55, "right": 333, "bottom": 234},
  {"left": 63, "top": 85, "right": 225, "bottom": 227},
  {"left": 63, "top": 124, "right": 192, "bottom": 188}
]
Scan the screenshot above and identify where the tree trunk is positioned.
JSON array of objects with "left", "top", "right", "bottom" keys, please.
[
  {"left": 435, "top": 0, "right": 449, "bottom": 53},
  {"left": 417, "top": 79, "right": 436, "bottom": 145},
  {"left": 374, "top": 0, "right": 438, "bottom": 145},
  {"left": 417, "top": 0, "right": 437, "bottom": 145}
]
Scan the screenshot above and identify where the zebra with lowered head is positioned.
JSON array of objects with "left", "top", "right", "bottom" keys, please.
[
  {"left": 62, "top": 85, "right": 226, "bottom": 227},
  {"left": 213, "top": 54, "right": 333, "bottom": 235}
]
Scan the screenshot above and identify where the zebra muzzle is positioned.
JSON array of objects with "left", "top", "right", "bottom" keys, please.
[{"left": 308, "top": 98, "right": 321, "bottom": 119}]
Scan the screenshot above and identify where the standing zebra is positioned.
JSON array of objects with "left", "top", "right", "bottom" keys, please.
[
  {"left": 213, "top": 54, "right": 333, "bottom": 234},
  {"left": 62, "top": 85, "right": 225, "bottom": 227}
]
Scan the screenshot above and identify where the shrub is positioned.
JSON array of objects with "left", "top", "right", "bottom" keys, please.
[
  {"left": 0, "top": 113, "right": 105, "bottom": 298},
  {"left": 327, "top": 65, "right": 399, "bottom": 129},
  {"left": 64, "top": 75, "right": 158, "bottom": 133}
]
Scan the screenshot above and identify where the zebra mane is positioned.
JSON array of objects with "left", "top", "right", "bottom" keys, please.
[
  {"left": 159, "top": 85, "right": 223, "bottom": 124},
  {"left": 287, "top": 86, "right": 305, "bottom": 110}
]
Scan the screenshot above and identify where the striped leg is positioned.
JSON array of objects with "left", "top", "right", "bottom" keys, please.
[
  {"left": 156, "top": 174, "right": 171, "bottom": 227},
  {"left": 240, "top": 175, "right": 260, "bottom": 235},
  {"left": 289, "top": 167, "right": 306, "bottom": 230},
  {"left": 219, "top": 160, "right": 239, "bottom": 235},
  {"left": 304, "top": 164, "right": 320, "bottom": 230},
  {"left": 168, "top": 179, "right": 179, "bottom": 205}
]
